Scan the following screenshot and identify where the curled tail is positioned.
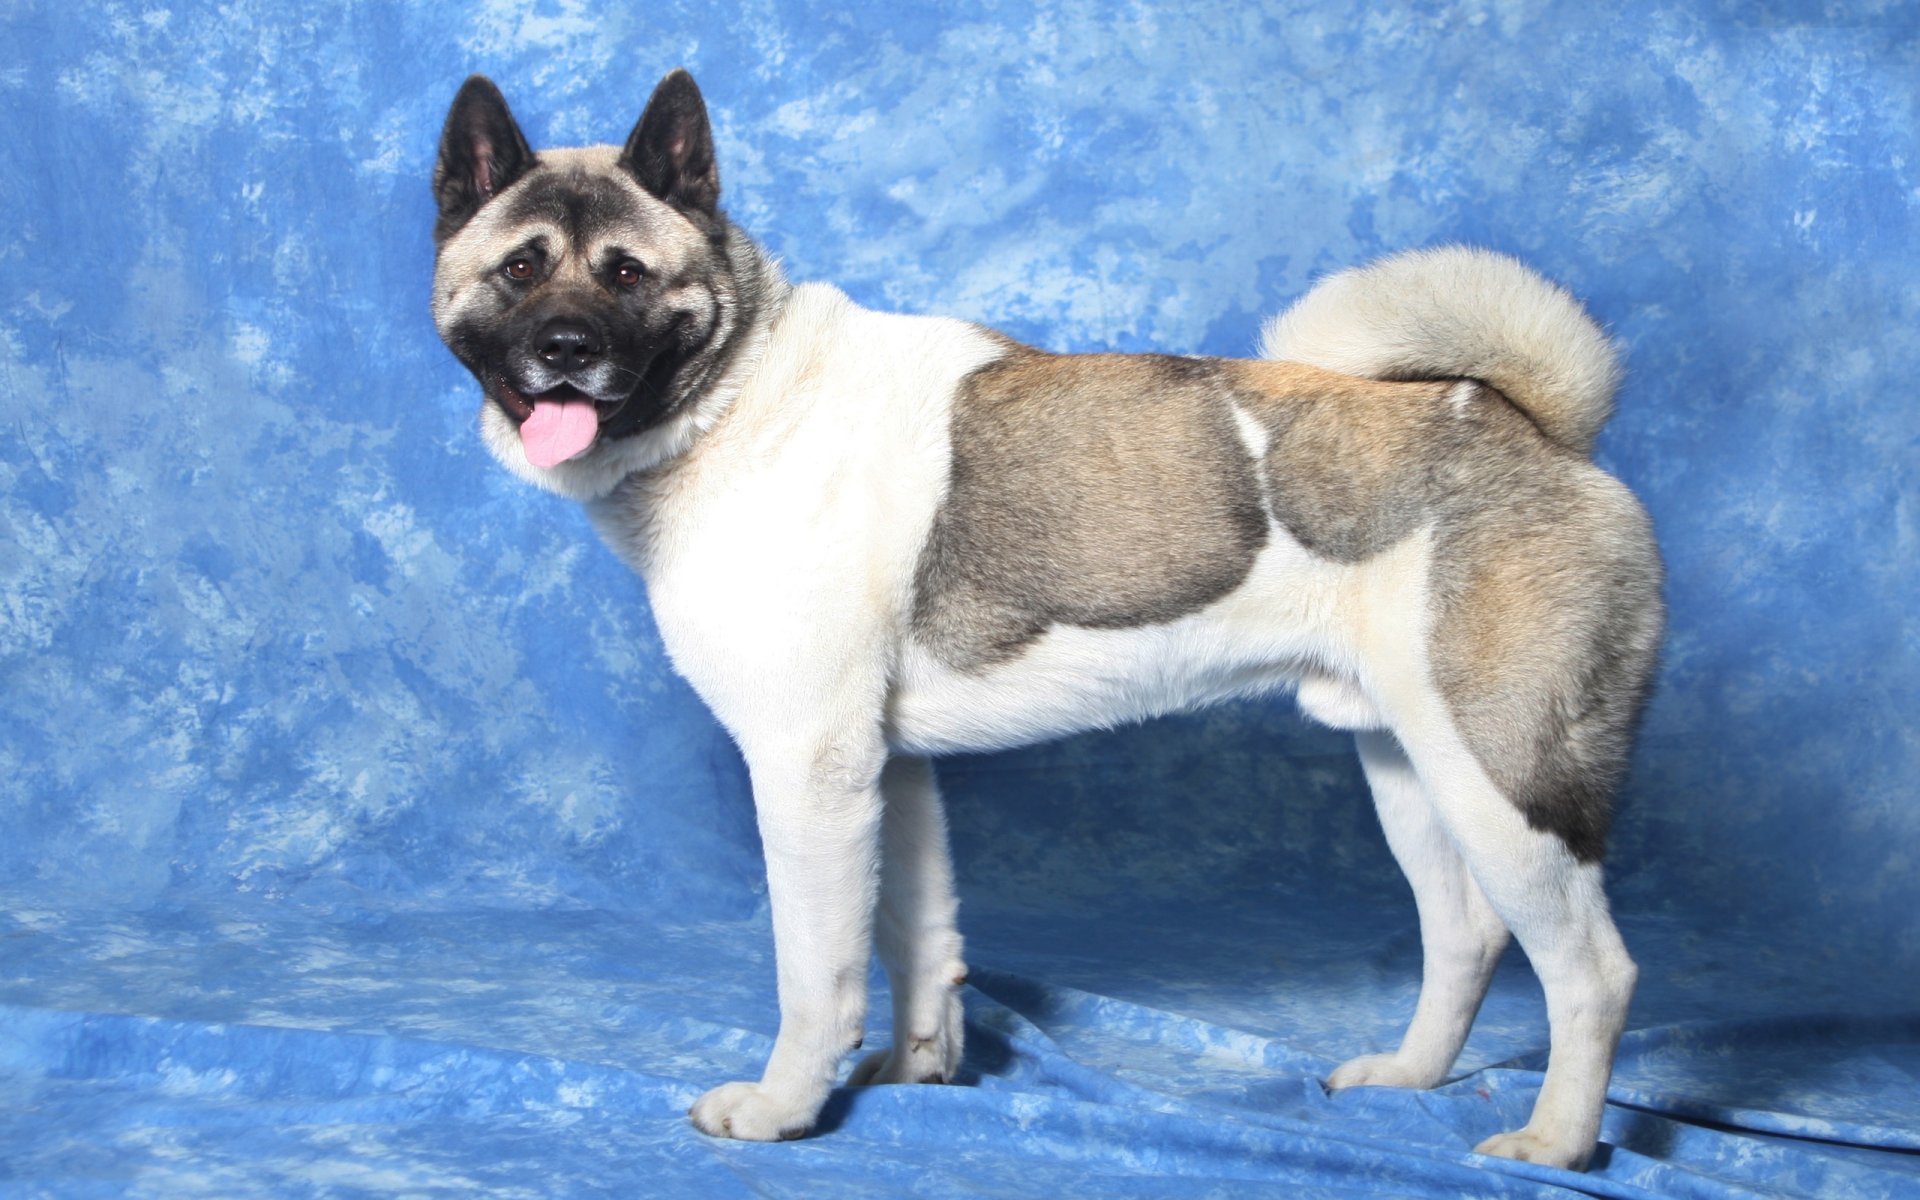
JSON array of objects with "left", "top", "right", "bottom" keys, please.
[{"left": 1258, "top": 246, "right": 1621, "bottom": 456}]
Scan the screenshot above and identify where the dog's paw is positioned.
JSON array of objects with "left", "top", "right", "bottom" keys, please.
[
  {"left": 850, "top": 984, "right": 964, "bottom": 1086},
  {"left": 687, "top": 1081, "right": 818, "bottom": 1142},
  {"left": 1326, "top": 1052, "right": 1442, "bottom": 1091},
  {"left": 847, "top": 1040, "right": 956, "bottom": 1086},
  {"left": 846, "top": 1021, "right": 962, "bottom": 1085},
  {"left": 1474, "top": 1126, "right": 1592, "bottom": 1171}
]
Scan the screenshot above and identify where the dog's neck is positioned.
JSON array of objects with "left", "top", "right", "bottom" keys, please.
[
  {"left": 692, "top": 225, "right": 796, "bottom": 442},
  {"left": 633, "top": 226, "right": 794, "bottom": 475}
]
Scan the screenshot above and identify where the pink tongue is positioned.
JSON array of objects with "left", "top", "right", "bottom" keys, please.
[{"left": 520, "top": 398, "right": 599, "bottom": 468}]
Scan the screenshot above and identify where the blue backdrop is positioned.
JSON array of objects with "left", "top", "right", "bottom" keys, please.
[{"left": 2, "top": 2, "right": 1916, "bottom": 1196}]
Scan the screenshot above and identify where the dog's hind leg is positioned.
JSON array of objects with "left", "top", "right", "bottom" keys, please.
[
  {"left": 1330, "top": 474, "right": 1658, "bottom": 1168},
  {"left": 849, "top": 755, "right": 968, "bottom": 1087},
  {"left": 1327, "top": 729, "right": 1509, "bottom": 1092},
  {"left": 1389, "top": 715, "right": 1637, "bottom": 1171}
]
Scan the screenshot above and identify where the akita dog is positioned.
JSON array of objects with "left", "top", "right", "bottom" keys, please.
[{"left": 430, "top": 69, "right": 1662, "bottom": 1170}]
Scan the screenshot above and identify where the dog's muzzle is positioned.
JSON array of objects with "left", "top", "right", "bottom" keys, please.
[{"left": 492, "top": 317, "right": 642, "bottom": 467}]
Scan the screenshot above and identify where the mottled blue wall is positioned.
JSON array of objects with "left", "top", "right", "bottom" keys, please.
[{"left": 1, "top": 1, "right": 1915, "bottom": 966}]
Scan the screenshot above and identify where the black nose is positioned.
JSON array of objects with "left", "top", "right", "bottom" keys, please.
[{"left": 535, "top": 318, "right": 602, "bottom": 372}]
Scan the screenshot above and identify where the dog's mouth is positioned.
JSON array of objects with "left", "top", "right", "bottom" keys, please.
[{"left": 494, "top": 379, "right": 631, "bottom": 469}]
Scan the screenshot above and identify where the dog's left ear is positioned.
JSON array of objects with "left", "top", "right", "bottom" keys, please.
[
  {"left": 434, "top": 76, "right": 536, "bottom": 242},
  {"left": 620, "top": 69, "right": 720, "bottom": 216}
]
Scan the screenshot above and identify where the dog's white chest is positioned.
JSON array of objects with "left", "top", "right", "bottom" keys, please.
[{"left": 591, "top": 289, "right": 1006, "bottom": 746}]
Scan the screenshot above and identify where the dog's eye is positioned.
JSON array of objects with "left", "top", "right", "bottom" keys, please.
[
  {"left": 504, "top": 258, "right": 534, "bottom": 280},
  {"left": 614, "top": 261, "right": 644, "bottom": 288}
]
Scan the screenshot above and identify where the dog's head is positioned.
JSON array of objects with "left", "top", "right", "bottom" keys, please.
[{"left": 431, "top": 70, "right": 773, "bottom": 497}]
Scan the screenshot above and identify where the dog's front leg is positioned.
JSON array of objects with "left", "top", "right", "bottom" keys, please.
[
  {"left": 850, "top": 756, "right": 967, "bottom": 1087},
  {"left": 689, "top": 737, "right": 886, "bottom": 1141}
]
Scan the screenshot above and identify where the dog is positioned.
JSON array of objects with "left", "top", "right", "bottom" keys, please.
[{"left": 429, "top": 69, "right": 1662, "bottom": 1171}]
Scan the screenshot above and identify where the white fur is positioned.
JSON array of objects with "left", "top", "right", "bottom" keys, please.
[
  {"left": 1295, "top": 673, "right": 1385, "bottom": 731},
  {"left": 1228, "top": 402, "right": 1273, "bottom": 458},
  {"left": 1259, "top": 246, "right": 1621, "bottom": 454},
  {"left": 849, "top": 756, "right": 967, "bottom": 1087},
  {"left": 1445, "top": 378, "right": 1480, "bottom": 418},
  {"left": 484, "top": 263, "right": 1634, "bottom": 1170}
]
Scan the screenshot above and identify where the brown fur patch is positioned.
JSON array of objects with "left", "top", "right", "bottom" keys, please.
[
  {"left": 1224, "top": 360, "right": 1468, "bottom": 562},
  {"left": 1426, "top": 465, "right": 1663, "bottom": 863},
  {"left": 911, "top": 348, "right": 1269, "bottom": 668}
]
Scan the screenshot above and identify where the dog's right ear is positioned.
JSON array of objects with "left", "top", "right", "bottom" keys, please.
[
  {"left": 433, "top": 76, "right": 535, "bottom": 243},
  {"left": 619, "top": 69, "right": 720, "bottom": 217}
]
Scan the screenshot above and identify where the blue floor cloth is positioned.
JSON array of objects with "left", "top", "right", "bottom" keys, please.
[{"left": 2, "top": 894, "right": 1914, "bottom": 1198}]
